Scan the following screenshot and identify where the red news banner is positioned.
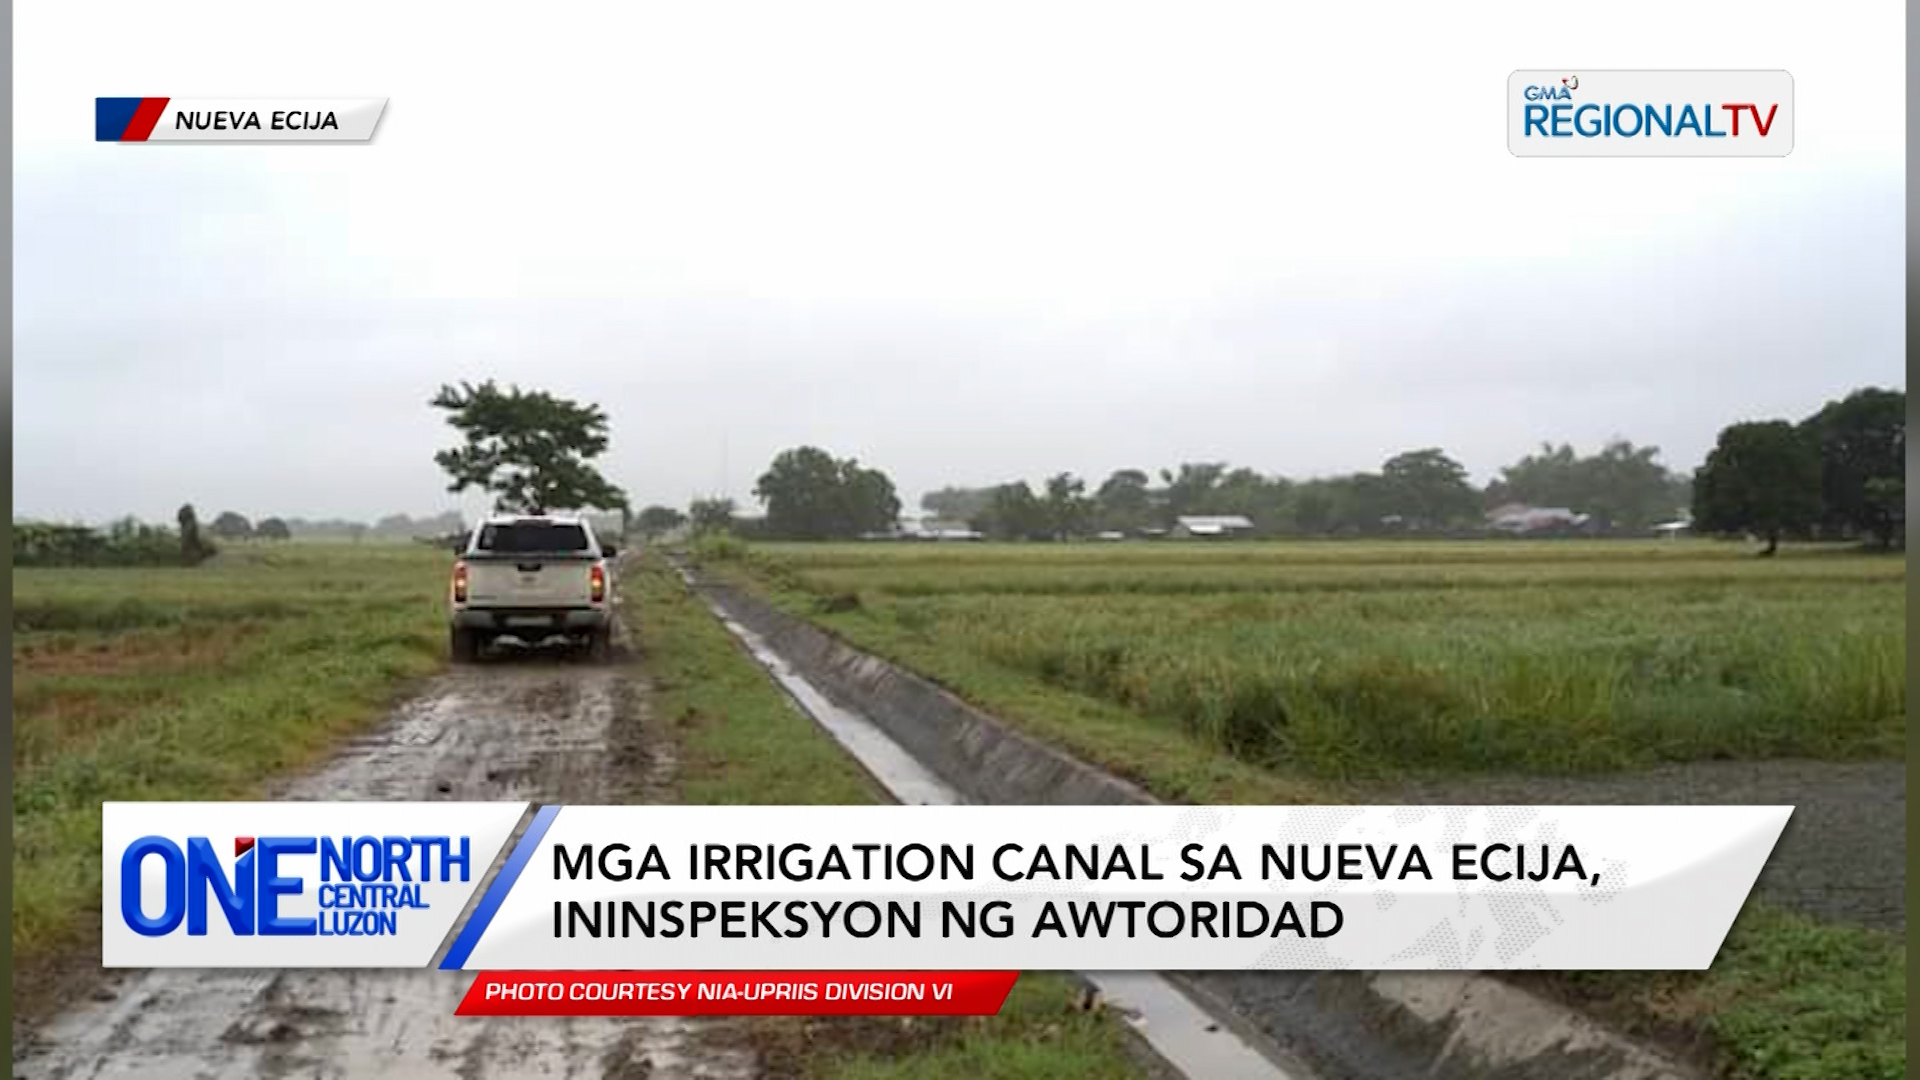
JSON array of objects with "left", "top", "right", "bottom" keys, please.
[{"left": 459, "top": 971, "right": 1020, "bottom": 1016}]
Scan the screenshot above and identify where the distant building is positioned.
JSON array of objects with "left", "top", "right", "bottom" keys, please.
[
  {"left": 1170, "top": 515, "right": 1255, "bottom": 539},
  {"left": 1486, "top": 504, "right": 1591, "bottom": 533},
  {"left": 896, "top": 515, "right": 983, "bottom": 541}
]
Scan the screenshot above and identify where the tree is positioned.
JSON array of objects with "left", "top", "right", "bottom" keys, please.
[
  {"left": 1693, "top": 420, "right": 1822, "bottom": 555},
  {"left": 635, "top": 505, "right": 688, "bottom": 537},
  {"left": 1336, "top": 473, "right": 1400, "bottom": 533},
  {"left": 1207, "top": 467, "right": 1289, "bottom": 530},
  {"left": 256, "top": 517, "right": 293, "bottom": 541},
  {"left": 973, "top": 482, "right": 1048, "bottom": 540},
  {"left": 689, "top": 497, "right": 737, "bottom": 534},
  {"left": 1159, "top": 463, "right": 1228, "bottom": 518},
  {"left": 209, "top": 511, "right": 253, "bottom": 540},
  {"left": 1579, "top": 440, "right": 1687, "bottom": 529},
  {"left": 753, "top": 446, "right": 901, "bottom": 539},
  {"left": 839, "top": 461, "right": 902, "bottom": 535},
  {"left": 1486, "top": 440, "right": 1686, "bottom": 529},
  {"left": 1093, "top": 469, "right": 1154, "bottom": 532},
  {"left": 1801, "top": 387, "right": 1905, "bottom": 547},
  {"left": 1381, "top": 449, "right": 1478, "bottom": 528},
  {"left": 176, "top": 504, "right": 214, "bottom": 564},
  {"left": 1042, "top": 473, "right": 1094, "bottom": 538},
  {"left": 431, "top": 380, "right": 628, "bottom": 514},
  {"left": 1289, "top": 483, "right": 1337, "bottom": 534},
  {"left": 921, "top": 486, "right": 995, "bottom": 523}
]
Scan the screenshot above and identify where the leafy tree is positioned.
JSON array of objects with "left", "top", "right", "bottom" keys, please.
[
  {"left": 1338, "top": 473, "right": 1401, "bottom": 532},
  {"left": 1801, "top": 387, "right": 1905, "bottom": 547},
  {"left": 754, "top": 446, "right": 902, "bottom": 539},
  {"left": 1289, "top": 483, "right": 1337, "bottom": 534},
  {"left": 1381, "top": 449, "right": 1478, "bottom": 528},
  {"left": 635, "top": 505, "right": 689, "bottom": 537},
  {"left": 974, "top": 482, "right": 1048, "bottom": 540},
  {"left": 1093, "top": 469, "right": 1154, "bottom": 532},
  {"left": 1206, "top": 468, "right": 1290, "bottom": 529},
  {"left": 920, "top": 486, "right": 995, "bottom": 523},
  {"left": 176, "top": 504, "right": 214, "bottom": 564},
  {"left": 431, "top": 380, "right": 628, "bottom": 514},
  {"left": 17, "top": 519, "right": 198, "bottom": 568},
  {"left": 256, "top": 517, "right": 293, "bottom": 541},
  {"left": 1485, "top": 440, "right": 1688, "bottom": 529},
  {"left": 209, "top": 511, "right": 253, "bottom": 540},
  {"left": 689, "top": 497, "right": 737, "bottom": 534},
  {"left": 839, "top": 462, "right": 902, "bottom": 535},
  {"left": 1579, "top": 440, "right": 1687, "bottom": 528},
  {"left": 1158, "top": 463, "right": 1228, "bottom": 518},
  {"left": 1042, "top": 473, "right": 1094, "bottom": 538},
  {"left": 1693, "top": 420, "right": 1822, "bottom": 555}
]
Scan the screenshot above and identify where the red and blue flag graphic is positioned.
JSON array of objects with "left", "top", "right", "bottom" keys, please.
[{"left": 96, "top": 97, "right": 171, "bottom": 141}]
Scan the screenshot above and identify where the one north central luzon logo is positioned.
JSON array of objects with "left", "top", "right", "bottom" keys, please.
[
  {"left": 1521, "top": 76, "right": 1780, "bottom": 140},
  {"left": 119, "top": 834, "right": 471, "bottom": 938}
]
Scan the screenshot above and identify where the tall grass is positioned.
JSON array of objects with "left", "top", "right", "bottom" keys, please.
[
  {"left": 12, "top": 543, "right": 452, "bottom": 970},
  {"left": 731, "top": 540, "right": 1904, "bottom": 777}
]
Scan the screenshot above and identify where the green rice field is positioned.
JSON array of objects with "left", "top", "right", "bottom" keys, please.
[{"left": 713, "top": 539, "right": 1904, "bottom": 779}]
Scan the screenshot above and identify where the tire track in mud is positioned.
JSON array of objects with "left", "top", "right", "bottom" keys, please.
[{"left": 14, "top": 633, "right": 755, "bottom": 1080}]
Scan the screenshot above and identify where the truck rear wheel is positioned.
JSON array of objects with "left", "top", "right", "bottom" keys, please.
[
  {"left": 450, "top": 627, "right": 482, "bottom": 663},
  {"left": 587, "top": 626, "right": 614, "bottom": 663}
]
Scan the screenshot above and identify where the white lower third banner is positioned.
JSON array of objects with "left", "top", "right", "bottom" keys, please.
[
  {"left": 104, "top": 803, "right": 1789, "bottom": 970},
  {"left": 454, "top": 804, "right": 1787, "bottom": 971}
]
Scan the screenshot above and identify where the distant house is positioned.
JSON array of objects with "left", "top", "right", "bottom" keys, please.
[
  {"left": 1486, "top": 504, "right": 1590, "bottom": 534},
  {"left": 1170, "top": 515, "right": 1255, "bottom": 539},
  {"left": 896, "top": 515, "right": 983, "bottom": 541}
]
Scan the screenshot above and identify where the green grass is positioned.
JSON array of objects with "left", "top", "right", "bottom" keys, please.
[
  {"left": 12, "top": 542, "right": 452, "bottom": 973},
  {"left": 805, "top": 976, "right": 1149, "bottom": 1080},
  {"left": 698, "top": 538, "right": 1907, "bottom": 1080},
  {"left": 1565, "top": 903, "right": 1906, "bottom": 1080},
  {"left": 713, "top": 539, "right": 1903, "bottom": 780},
  {"left": 622, "top": 551, "right": 1149, "bottom": 1079},
  {"left": 623, "top": 551, "right": 880, "bottom": 805}
]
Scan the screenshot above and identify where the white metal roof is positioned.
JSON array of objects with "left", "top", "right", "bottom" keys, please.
[{"left": 1174, "top": 515, "right": 1254, "bottom": 529}]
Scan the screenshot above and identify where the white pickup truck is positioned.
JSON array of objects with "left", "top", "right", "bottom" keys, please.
[{"left": 448, "top": 514, "right": 618, "bottom": 661}]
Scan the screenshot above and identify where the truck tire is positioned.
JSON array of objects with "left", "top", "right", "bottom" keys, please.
[
  {"left": 588, "top": 626, "right": 614, "bottom": 663},
  {"left": 450, "top": 627, "right": 481, "bottom": 663}
]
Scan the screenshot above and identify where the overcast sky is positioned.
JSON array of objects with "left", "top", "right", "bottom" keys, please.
[{"left": 14, "top": 2, "right": 1906, "bottom": 523}]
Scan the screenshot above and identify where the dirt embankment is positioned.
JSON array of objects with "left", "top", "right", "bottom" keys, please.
[{"left": 13, "top": 633, "right": 758, "bottom": 1080}]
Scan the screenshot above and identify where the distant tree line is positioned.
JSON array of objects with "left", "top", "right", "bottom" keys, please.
[
  {"left": 927, "top": 441, "right": 1688, "bottom": 541},
  {"left": 669, "top": 386, "right": 1900, "bottom": 549},
  {"left": 15, "top": 504, "right": 218, "bottom": 567}
]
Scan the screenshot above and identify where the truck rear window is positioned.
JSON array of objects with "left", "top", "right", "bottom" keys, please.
[{"left": 476, "top": 522, "right": 591, "bottom": 553}]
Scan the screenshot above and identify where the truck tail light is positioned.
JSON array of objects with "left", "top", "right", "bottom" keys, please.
[
  {"left": 590, "top": 563, "right": 607, "bottom": 603},
  {"left": 452, "top": 561, "right": 469, "bottom": 604}
]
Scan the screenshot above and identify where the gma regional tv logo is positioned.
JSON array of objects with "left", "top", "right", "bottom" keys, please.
[
  {"left": 103, "top": 802, "right": 524, "bottom": 968},
  {"left": 118, "top": 833, "right": 470, "bottom": 938},
  {"left": 1508, "top": 70, "right": 1793, "bottom": 157}
]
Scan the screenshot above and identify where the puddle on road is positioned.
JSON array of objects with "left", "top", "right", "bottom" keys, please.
[
  {"left": 697, "top": 588, "right": 1303, "bottom": 1080},
  {"left": 16, "top": 651, "right": 755, "bottom": 1080}
]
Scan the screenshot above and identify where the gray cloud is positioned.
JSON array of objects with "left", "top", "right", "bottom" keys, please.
[{"left": 13, "top": 3, "right": 1906, "bottom": 523}]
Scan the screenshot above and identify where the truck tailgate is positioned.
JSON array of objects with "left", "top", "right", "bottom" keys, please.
[{"left": 465, "top": 556, "right": 596, "bottom": 607}]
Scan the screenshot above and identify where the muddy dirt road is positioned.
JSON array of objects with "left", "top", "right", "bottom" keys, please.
[{"left": 14, "top": 638, "right": 756, "bottom": 1080}]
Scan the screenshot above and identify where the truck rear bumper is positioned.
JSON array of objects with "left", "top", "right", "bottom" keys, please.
[{"left": 453, "top": 607, "right": 610, "bottom": 633}]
